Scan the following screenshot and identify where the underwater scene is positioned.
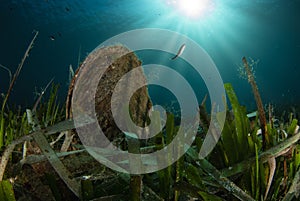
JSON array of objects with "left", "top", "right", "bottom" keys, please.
[{"left": 0, "top": 0, "right": 300, "bottom": 200}]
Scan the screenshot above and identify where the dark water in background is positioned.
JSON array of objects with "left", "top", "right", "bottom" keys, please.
[{"left": 0, "top": 0, "right": 299, "bottom": 113}]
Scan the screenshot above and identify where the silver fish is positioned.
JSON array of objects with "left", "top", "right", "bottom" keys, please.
[
  {"left": 49, "top": 35, "right": 55, "bottom": 41},
  {"left": 171, "top": 44, "right": 186, "bottom": 60}
]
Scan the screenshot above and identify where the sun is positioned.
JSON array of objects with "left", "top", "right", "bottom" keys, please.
[{"left": 174, "top": 0, "right": 215, "bottom": 19}]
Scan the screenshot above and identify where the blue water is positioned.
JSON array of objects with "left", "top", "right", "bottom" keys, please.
[{"left": 0, "top": 0, "right": 299, "bottom": 112}]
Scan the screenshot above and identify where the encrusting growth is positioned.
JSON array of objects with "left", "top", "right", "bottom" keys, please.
[{"left": 242, "top": 57, "right": 269, "bottom": 150}]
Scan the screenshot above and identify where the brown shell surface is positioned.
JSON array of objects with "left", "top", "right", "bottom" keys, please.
[{"left": 66, "top": 45, "right": 152, "bottom": 142}]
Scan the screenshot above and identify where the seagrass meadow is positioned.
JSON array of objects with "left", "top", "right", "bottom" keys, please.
[{"left": 0, "top": 31, "right": 299, "bottom": 200}]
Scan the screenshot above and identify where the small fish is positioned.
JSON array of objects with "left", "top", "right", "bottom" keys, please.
[
  {"left": 49, "top": 35, "right": 55, "bottom": 41},
  {"left": 171, "top": 44, "right": 186, "bottom": 60},
  {"left": 65, "top": 7, "right": 70, "bottom": 12}
]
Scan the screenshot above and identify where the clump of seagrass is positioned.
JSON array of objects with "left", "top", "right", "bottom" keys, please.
[
  {"left": 0, "top": 31, "right": 39, "bottom": 181},
  {"left": 242, "top": 57, "right": 269, "bottom": 150},
  {"left": 0, "top": 31, "right": 39, "bottom": 148}
]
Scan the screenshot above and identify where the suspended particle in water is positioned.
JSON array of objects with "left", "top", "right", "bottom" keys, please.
[{"left": 237, "top": 57, "right": 259, "bottom": 80}]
